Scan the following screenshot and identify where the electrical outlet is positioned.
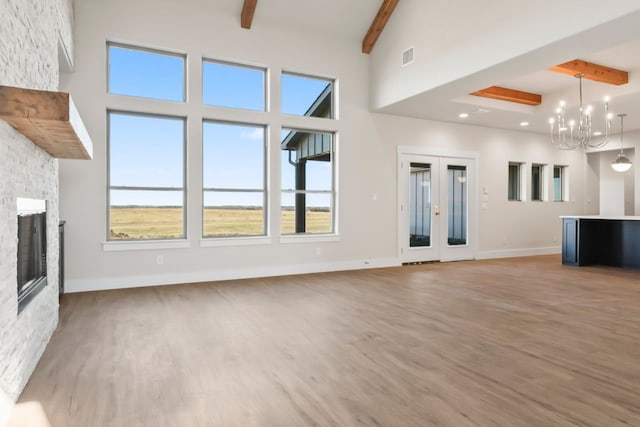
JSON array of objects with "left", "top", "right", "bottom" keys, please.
[
  {"left": 315, "top": 247, "right": 321, "bottom": 256},
  {"left": 157, "top": 255, "right": 164, "bottom": 265}
]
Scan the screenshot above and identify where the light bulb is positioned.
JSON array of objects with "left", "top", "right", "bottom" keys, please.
[{"left": 612, "top": 154, "right": 632, "bottom": 172}]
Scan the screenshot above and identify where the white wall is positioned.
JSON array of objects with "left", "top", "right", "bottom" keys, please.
[
  {"left": 584, "top": 152, "right": 601, "bottom": 215},
  {"left": 0, "top": 0, "right": 73, "bottom": 424},
  {"left": 60, "top": 0, "right": 398, "bottom": 292},
  {"left": 373, "top": 115, "right": 584, "bottom": 259},
  {"left": 599, "top": 150, "right": 627, "bottom": 215},
  {"left": 369, "top": 0, "right": 640, "bottom": 110},
  {"left": 586, "top": 142, "right": 637, "bottom": 216},
  {"left": 60, "top": 0, "right": 585, "bottom": 293}
]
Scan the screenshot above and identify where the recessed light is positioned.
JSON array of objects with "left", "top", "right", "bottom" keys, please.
[
  {"left": 459, "top": 113, "right": 469, "bottom": 118},
  {"left": 520, "top": 122, "right": 529, "bottom": 127}
]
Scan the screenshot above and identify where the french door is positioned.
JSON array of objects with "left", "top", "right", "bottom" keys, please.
[{"left": 398, "top": 153, "right": 476, "bottom": 263}]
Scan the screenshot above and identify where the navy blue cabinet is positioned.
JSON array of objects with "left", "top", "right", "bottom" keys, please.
[{"left": 562, "top": 217, "right": 640, "bottom": 269}]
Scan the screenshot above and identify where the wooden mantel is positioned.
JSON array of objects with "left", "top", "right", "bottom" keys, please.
[{"left": 0, "top": 85, "right": 93, "bottom": 160}]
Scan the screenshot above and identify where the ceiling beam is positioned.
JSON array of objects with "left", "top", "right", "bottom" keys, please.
[
  {"left": 470, "top": 86, "right": 542, "bottom": 106},
  {"left": 549, "top": 59, "right": 628, "bottom": 86},
  {"left": 241, "top": 0, "right": 258, "bottom": 29},
  {"left": 362, "top": 0, "right": 399, "bottom": 54}
]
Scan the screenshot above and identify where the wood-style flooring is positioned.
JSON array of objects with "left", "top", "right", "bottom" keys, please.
[{"left": 10, "top": 255, "right": 640, "bottom": 426}]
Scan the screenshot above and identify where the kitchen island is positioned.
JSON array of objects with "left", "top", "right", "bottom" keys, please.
[{"left": 561, "top": 215, "right": 640, "bottom": 268}]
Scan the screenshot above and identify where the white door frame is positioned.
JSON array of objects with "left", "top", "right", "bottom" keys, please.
[{"left": 397, "top": 146, "right": 479, "bottom": 263}]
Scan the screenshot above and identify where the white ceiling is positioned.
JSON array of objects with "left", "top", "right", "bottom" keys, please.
[
  {"left": 206, "top": 0, "right": 382, "bottom": 40},
  {"left": 206, "top": 1, "right": 640, "bottom": 136},
  {"left": 380, "top": 39, "right": 640, "bottom": 137}
]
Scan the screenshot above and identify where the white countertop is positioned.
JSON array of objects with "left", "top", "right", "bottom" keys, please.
[{"left": 560, "top": 215, "right": 640, "bottom": 221}]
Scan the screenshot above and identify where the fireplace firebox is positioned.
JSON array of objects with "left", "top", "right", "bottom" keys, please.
[{"left": 17, "top": 198, "right": 47, "bottom": 313}]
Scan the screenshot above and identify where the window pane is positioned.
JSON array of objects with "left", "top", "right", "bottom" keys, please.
[
  {"left": 532, "top": 165, "right": 542, "bottom": 201},
  {"left": 109, "top": 190, "right": 184, "bottom": 239},
  {"left": 281, "top": 73, "right": 333, "bottom": 118},
  {"left": 203, "top": 122, "right": 264, "bottom": 190},
  {"left": 203, "top": 61, "right": 265, "bottom": 111},
  {"left": 110, "top": 113, "right": 184, "bottom": 188},
  {"left": 281, "top": 129, "right": 332, "bottom": 191},
  {"left": 447, "top": 166, "right": 467, "bottom": 246},
  {"left": 203, "top": 191, "right": 264, "bottom": 237},
  {"left": 554, "top": 166, "right": 564, "bottom": 201},
  {"left": 281, "top": 193, "right": 332, "bottom": 235},
  {"left": 508, "top": 163, "right": 520, "bottom": 201},
  {"left": 108, "top": 45, "right": 184, "bottom": 101},
  {"left": 281, "top": 128, "right": 334, "bottom": 234}
]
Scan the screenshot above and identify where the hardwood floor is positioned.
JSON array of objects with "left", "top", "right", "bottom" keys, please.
[{"left": 10, "top": 255, "right": 640, "bottom": 426}]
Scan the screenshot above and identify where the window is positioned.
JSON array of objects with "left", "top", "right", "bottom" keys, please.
[
  {"left": 531, "top": 163, "right": 546, "bottom": 201},
  {"left": 203, "top": 60, "right": 265, "bottom": 111},
  {"left": 553, "top": 165, "right": 567, "bottom": 201},
  {"left": 508, "top": 162, "right": 523, "bottom": 201},
  {"left": 202, "top": 121, "right": 266, "bottom": 237},
  {"left": 105, "top": 41, "right": 341, "bottom": 244},
  {"left": 281, "top": 72, "right": 334, "bottom": 118},
  {"left": 108, "top": 112, "right": 186, "bottom": 240},
  {"left": 281, "top": 129, "right": 334, "bottom": 234},
  {"left": 108, "top": 44, "right": 185, "bottom": 102}
]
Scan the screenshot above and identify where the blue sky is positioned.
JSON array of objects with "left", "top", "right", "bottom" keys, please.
[{"left": 108, "top": 45, "right": 332, "bottom": 208}]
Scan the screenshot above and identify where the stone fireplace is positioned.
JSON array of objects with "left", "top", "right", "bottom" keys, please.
[{"left": 0, "top": 0, "right": 75, "bottom": 424}]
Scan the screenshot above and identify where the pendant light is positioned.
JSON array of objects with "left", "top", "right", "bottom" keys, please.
[{"left": 611, "top": 114, "right": 632, "bottom": 172}]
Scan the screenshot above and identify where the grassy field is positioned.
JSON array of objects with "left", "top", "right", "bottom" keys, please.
[{"left": 110, "top": 207, "right": 331, "bottom": 239}]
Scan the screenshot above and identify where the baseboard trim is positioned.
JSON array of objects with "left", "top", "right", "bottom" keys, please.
[
  {"left": 65, "top": 247, "right": 563, "bottom": 293},
  {"left": 476, "top": 246, "right": 561, "bottom": 260},
  {"left": 64, "top": 257, "right": 402, "bottom": 293}
]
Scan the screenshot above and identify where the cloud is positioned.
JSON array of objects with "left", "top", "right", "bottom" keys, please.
[{"left": 241, "top": 128, "right": 264, "bottom": 140}]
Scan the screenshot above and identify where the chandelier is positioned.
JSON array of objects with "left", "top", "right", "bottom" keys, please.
[{"left": 548, "top": 73, "right": 613, "bottom": 150}]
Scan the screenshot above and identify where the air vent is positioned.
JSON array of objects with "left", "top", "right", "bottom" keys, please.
[{"left": 402, "top": 47, "right": 414, "bottom": 67}]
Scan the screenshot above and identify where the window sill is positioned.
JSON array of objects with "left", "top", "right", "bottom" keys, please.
[
  {"left": 200, "top": 236, "right": 272, "bottom": 247},
  {"left": 103, "top": 239, "right": 190, "bottom": 252},
  {"left": 280, "top": 234, "right": 340, "bottom": 244}
]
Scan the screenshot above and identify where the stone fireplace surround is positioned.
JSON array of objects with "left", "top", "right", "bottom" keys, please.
[
  {"left": 0, "top": 122, "right": 60, "bottom": 425},
  {"left": 0, "top": 0, "right": 74, "bottom": 425}
]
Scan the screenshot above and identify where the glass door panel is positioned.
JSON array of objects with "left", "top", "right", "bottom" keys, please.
[
  {"left": 447, "top": 165, "right": 467, "bottom": 246},
  {"left": 409, "top": 162, "right": 432, "bottom": 248}
]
